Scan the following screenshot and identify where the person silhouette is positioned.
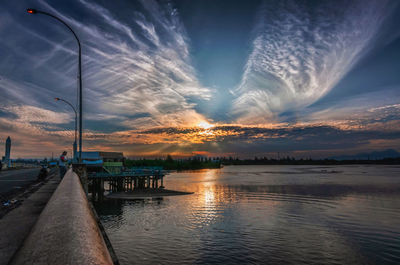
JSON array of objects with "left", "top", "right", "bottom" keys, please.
[{"left": 59, "top": 151, "right": 67, "bottom": 178}]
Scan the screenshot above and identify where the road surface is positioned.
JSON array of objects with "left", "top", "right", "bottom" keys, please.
[
  {"left": 0, "top": 172, "right": 60, "bottom": 264},
  {"left": 0, "top": 168, "right": 40, "bottom": 195}
]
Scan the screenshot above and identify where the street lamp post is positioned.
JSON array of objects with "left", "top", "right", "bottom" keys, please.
[
  {"left": 27, "top": 8, "right": 83, "bottom": 162},
  {"left": 55, "top": 97, "right": 77, "bottom": 162}
]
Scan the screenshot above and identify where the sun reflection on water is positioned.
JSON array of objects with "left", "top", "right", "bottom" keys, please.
[
  {"left": 96, "top": 166, "right": 400, "bottom": 265},
  {"left": 203, "top": 185, "right": 216, "bottom": 205}
]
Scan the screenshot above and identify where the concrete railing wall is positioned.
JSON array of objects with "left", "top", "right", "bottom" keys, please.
[{"left": 10, "top": 169, "right": 113, "bottom": 265}]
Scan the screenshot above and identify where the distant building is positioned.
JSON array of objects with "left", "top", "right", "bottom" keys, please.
[
  {"left": 81, "top": 151, "right": 124, "bottom": 164},
  {"left": 4, "top": 136, "right": 11, "bottom": 167},
  {"left": 81, "top": 151, "right": 124, "bottom": 173}
]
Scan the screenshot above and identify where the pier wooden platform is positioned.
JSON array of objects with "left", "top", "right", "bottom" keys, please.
[{"left": 88, "top": 167, "right": 168, "bottom": 201}]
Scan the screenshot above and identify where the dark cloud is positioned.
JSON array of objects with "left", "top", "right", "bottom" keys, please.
[{"left": 137, "top": 124, "right": 400, "bottom": 155}]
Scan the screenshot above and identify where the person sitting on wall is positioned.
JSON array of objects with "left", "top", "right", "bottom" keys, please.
[{"left": 59, "top": 151, "right": 67, "bottom": 178}]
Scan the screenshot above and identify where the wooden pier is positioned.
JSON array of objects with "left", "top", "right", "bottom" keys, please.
[{"left": 88, "top": 167, "right": 166, "bottom": 201}]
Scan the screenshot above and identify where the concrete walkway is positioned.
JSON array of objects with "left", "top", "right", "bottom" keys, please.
[
  {"left": 0, "top": 172, "right": 60, "bottom": 264},
  {"left": 10, "top": 169, "right": 113, "bottom": 265}
]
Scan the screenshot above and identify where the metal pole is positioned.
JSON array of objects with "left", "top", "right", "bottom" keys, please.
[
  {"left": 55, "top": 98, "right": 77, "bottom": 161},
  {"left": 27, "top": 9, "right": 83, "bottom": 162},
  {"left": 78, "top": 46, "right": 82, "bottom": 162},
  {"left": 74, "top": 112, "right": 77, "bottom": 151}
]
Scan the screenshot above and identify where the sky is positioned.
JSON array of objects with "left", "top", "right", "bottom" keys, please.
[{"left": 1, "top": 0, "right": 400, "bottom": 159}]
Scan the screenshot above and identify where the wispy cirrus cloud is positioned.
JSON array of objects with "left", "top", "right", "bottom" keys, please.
[
  {"left": 234, "top": 0, "right": 398, "bottom": 124},
  {"left": 1, "top": 0, "right": 400, "bottom": 158},
  {"left": 74, "top": 0, "right": 211, "bottom": 127},
  {"left": 21, "top": 0, "right": 211, "bottom": 128},
  {"left": 302, "top": 85, "right": 400, "bottom": 130},
  {"left": 0, "top": 0, "right": 214, "bottom": 156},
  {"left": 1, "top": 105, "right": 70, "bottom": 124}
]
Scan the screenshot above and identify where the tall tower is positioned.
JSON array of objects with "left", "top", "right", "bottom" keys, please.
[{"left": 5, "top": 136, "right": 11, "bottom": 167}]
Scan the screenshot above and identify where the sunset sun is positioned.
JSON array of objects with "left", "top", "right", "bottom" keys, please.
[{"left": 197, "top": 121, "right": 215, "bottom": 130}]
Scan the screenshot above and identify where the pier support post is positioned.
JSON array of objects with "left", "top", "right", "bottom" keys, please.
[
  {"left": 117, "top": 179, "right": 123, "bottom": 191},
  {"left": 99, "top": 179, "right": 104, "bottom": 201}
]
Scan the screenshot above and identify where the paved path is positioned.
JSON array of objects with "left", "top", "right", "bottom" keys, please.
[
  {"left": 0, "top": 170, "right": 60, "bottom": 264},
  {"left": 0, "top": 168, "right": 40, "bottom": 194}
]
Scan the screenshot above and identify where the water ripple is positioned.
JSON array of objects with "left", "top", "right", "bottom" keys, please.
[{"left": 95, "top": 165, "right": 400, "bottom": 265}]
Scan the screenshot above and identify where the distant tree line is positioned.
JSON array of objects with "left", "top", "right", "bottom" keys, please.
[
  {"left": 125, "top": 155, "right": 221, "bottom": 170},
  {"left": 126, "top": 154, "right": 400, "bottom": 170},
  {"left": 219, "top": 156, "right": 400, "bottom": 165}
]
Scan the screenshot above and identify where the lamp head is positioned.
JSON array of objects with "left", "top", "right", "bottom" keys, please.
[
  {"left": 55, "top": 97, "right": 60, "bottom": 101},
  {"left": 27, "top": 8, "right": 37, "bottom": 14}
]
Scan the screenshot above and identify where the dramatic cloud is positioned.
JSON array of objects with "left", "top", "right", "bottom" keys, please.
[
  {"left": 41, "top": 0, "right": 211, "bottom": 128},
  {"left": 1, "top": 0, "right": 400, "bottom": 158},
  {"left": 234, "top": 0, "right": 397, "bottom": 123}
]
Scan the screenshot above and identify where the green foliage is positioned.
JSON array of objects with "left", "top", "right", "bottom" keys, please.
[
  {"left": 125, "top": 155, "right": 221, "bottom": 170},
  {"left": 218, "top": 156, "right": 400, "bottom": 165},
  {"left": 125, "top": 155, "right": 400, "bottom": 169}
]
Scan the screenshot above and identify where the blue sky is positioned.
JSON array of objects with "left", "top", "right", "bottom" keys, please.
[{"left": 1, "top": 0, "right": 400, "bottom": 158}]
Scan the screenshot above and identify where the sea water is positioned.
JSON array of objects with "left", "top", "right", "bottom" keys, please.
[{"left": 94, "top": 165, "right": 400, "bottom": 265}]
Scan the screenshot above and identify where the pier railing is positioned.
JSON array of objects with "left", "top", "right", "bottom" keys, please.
[
  {"left": 88, "top": 166, "right": 166, "bottom": 179},
  {"left": 10, "top": 169, "right": 114, "bottom": 265}
]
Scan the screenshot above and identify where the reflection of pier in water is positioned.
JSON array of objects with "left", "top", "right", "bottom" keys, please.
[{"left": 88, "top": 167, "right": 167, "bottom": 201}]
